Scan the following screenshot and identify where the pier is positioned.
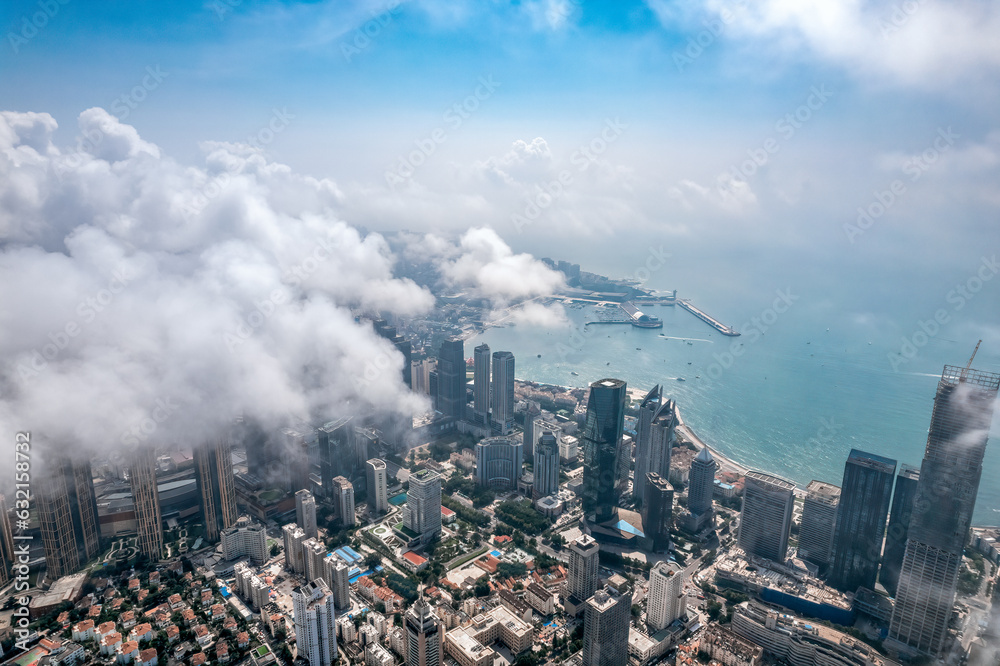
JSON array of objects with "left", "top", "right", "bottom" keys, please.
[
  {"left": 584, "top": 301, "right": 663, "bottom": 328},
  {"left": 677, "top": 299, "right": 740, "bottom": 336}
]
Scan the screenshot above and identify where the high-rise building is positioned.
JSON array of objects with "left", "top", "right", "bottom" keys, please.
[
  {"left": 683, "top": 446, "right": 716, "bottom": 532},
  {"left": 303, "top": 538, "right": 327, "bottom": 583},
  {"left": 798, "top": 480, "right": 840, "bottom": 568},
  {"left": 879, "top": 465, "right": 920, "bottom": 597},
  {"left": 194, "top": 436, "right": 238, "bottom": 543},
  {"left": 474, "top": 436, "right": 522, "bottom": 491},
  {"left": 323, "top": 554, "right": 351, "bottom": 610},
  {"left": 889, "top": 364, "right": 1000, "bottom": 656},
  {"left": 738, "top": 470, "right": 795, "bottom": 563},
  {"left": 332, "top": 477, "right": 356, "bottom": 527},
  {"left": 296, "top": 489, "right": 318, "bottom": 539},
  {"left": 828, "top": 449, "right": 896, "bottom": 593},
  {"left": 648, "top": 561, "right": 686, "bottom": 631},
  {"left": 373, "top": 319, "right": 412, "bottom": 388},
  {"left": 129, "top": 448, "right": 163, "bottom": 561},
  {"left": 221, "top": 517, "right": 268, "bottom": 564},
  {"left": 405, "top": 595, "right": 440, "bottom": 666},
  {"left": 634, "top": 387, "right": 676, "bottom": 504},
  {"left": 582, "top": 378, "right": 627, "bottom": 524},
  {"left": 403, "top": 469, "right": 441, "bottom": 543},
  {"left": 642, "top": 473, "right": 673, "bottom": 553},
  {"left": 317, "top": 418, "right": 353, "bottom": 498},
  {"left": 436, "top": 338, "right": 466, "bottom": 422},
  {"left": 567, "top": 535, "right": 600, "bottom": 605},
  {"left": 583, "top": 584, "right": 631, "bottom": 666},
  {"left": 282, "top": 523, "right": 308, "bottom": 574},
  {"left": 533, "top": 431, "right": 560, "bottom": 499},
  {"left": 243, "top": 418, "right": 278, "bottom": 483},
  {"left": 293, "top": 579, "right": 338, "bottom": 666},
  {"left": 366, "top": 459, "right": 389, "bottom": 515},
  {"left": 36, "top": 456, "right": 102, "bottom": 577},
  {"left": 490, "top": 351, "right": 515, "bottom": 434},
  {"left": 473, "top": 343, "right": 491, "bottom": 426},
  {"left": 283, "top": 427, "right": 312, "bottom": 494}
]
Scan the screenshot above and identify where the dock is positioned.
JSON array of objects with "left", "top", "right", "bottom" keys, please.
[
  {"left": 584, "top": 301, "right": 663, "bottom": 328},
  {"left": 677, "top": 299, "right": 740, "bottom": 336}
]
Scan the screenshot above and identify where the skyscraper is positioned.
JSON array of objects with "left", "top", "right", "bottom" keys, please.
[
  {"left": 293, "top": 579, "right": 338, "bottom": 666},
  {"left": 323, "top": 554, "right": 351, "bottom": 610},
  {"left": 490, "top": 351, "right": 515, "bottom": 434},
  {"left": 366, "top": 459, "right": 389, "bottom": 515},
  {"left": 473, "top": 342, "right": 491, "bottom": 426},
  {"left": 373, "top": 319, "right": 412, "bottom": 388},
  {"left": 648, "top": 561, "right": 686, "bottom": 631},
  {"left": 474, "top": 436, "right": 522, "bottom": 491},
  {"left": 582, "top": 378, "right": 627, "bottom": 524},
  {"left": 583, "top": 584, "right": 631, "bottom": 666},
  {"left": 403, "top": 469, "right": 441, "bottom": 543},
  {"left": 317, "top": 418, "right": 353, "bottom": 498},
  {"left": 634, "top": 386, "right": 677, "bottom": 503},
  {"left": 436, "top": 338, "right": 466, "bottom": 421},
  {"left": 36, "top": 454, "right": 102, "bottom": 578},
  {"left": 296, "top": 489, "right": 318, "bottom": 539},
  {"left": 243, "top": 418, "right": 278, "bottom": 483},
  {"left": 129, "top": 448, "right": 163, "bottom": 561},
  {"left": 642, "top": 473, "right": 673, "bottom": 553},
  {"left": 567, "top": 534, "right": 600, "bottom": 606},
  {"left": 533, "top": 431, "right": 560, "bottom": 499},
  {"left": 738, "top": 470, "right": 795, "bottom": 563},
  {"left": 194, "top": 435, "right": 238, "bottom": 543},
  {"left": 405, "top": 594, "right": 440, "bottom": 666},
  {"left": 683, "top": 446, "right": 716, "bottom": 532},
  {"left": 283, "top": 427, "right": 312, "bottom": 494},
  {"left": 798, "top": 480, "right": 840, "bottom": 569},
  {"left": 889, "top": 363, "right": 1000, "bottom": 656},
  {"left": 332, "top": 476, "right": 356, "bottom": 527},
  {"left": 828, "top": 449, "right": 896, "bottom": 593},
  {"left": 879, "top": 465, "right": 920, "bottom": 597}
]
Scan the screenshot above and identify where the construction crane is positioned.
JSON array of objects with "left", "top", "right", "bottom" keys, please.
[{"left": 960, "top": 339, "right": 982, "bottom": 382}]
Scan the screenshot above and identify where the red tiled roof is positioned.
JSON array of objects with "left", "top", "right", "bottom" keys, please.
[{"left": 401, "top": 551, "right": 427, "bottom": 566}]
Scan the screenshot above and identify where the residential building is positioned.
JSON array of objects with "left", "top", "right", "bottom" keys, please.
[
  {"left": 282, "top": 523, "right": 307, "bottom": 573},
  {"left": 366, "top": 459, "right": 389, "bottom": 515},
  {"left": 798, "top": 481, "right": 840, "bottom": 569},
  {"left": 129, "top": 448, "right": 163, "bottom": 561},
  {"left": 221, "top": 517, "right": 268, "bottom": 564},
  {"left": 194, "top": 435, "right": 238, "bottom": 543},
  {"left": 37, "top": 456, "right": 101, "bottom": 577},
  {"left": 647, "top": 561, "right": 685, "bottom": 631},
  {"left": 293, "top": 579, "right": 338, "bottom": 666},
  {"left": 295, "top": 489, "right": 318, "bottom": 539},
  {"left": 738, "top": 471, "right": 795, "bottom": 562},
  {"left": 566, "top": 534, "right": 600, "bottom": 614},
  {"left": 701, "top": 624, "right": 764, "bottom": 666},
  {"left": 332, "top": 476, "right": 356, "bottom": 527}
]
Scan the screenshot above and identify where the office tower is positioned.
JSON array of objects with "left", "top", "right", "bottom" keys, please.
[
  {"left": 615, "top": 434, "right": 632, "bottom": 499},
  {"left": 194, "top": 436, "right": 238, "bottom": 543},
  {"left": 648, "top": 561, "right": 686, "bottom": 631},
  {"left": 36, "top": 455, "right": 102, "bottom": 577},
  {"left": 474, "top": 436, "right": 523, "bottom": 491},
  {"left": 323, "top": 554, "right": 351, "bottom": 610},
  {"left": 567, "top": 535, "right": 600, "bottom": 603},
  {"left": 282, "top": 523, "right": 307, "bottom": 574},
  {"left": 738, "top": 470, "right": 795, "bottom": 562},
  {"left": 283, "top": 428, "right": 311, "bottom": 494},
  {"left": 828, "top": 449, "right": 896, "bottom": 592},
  {"left": 129, "top": 448, "right": 163, "bottom": 561},
  {"left": 642, "top": 473, "right": 673, "bottom": 553},
  {"left": 243, "top": 418, "right": 278, "bottom": 482},
  {"left": 332, "top": 477, "right": 356, "bottom": 527},
  {"left": 582, "top": 378, "right": 627, "bottom": 524},
  {"left": 533, "top": 431, "right": 560, "bottom": 499},
  {"left": 889, "top": 363, "right": 1000, "bottom": 656},
  {"left": 634, "top": 386, "right": 677, "bottom": 503},
  {"left": 373, "top": 319, "right": 413, "bottom": 388},
  {"left": 683, "top": 446, "right": 716, "bottom": 532},
  {"left": 296, "top": 489, "right": 318, "bottom": 539},
  {"left": 293, "top": 579, "right": 338, "bottom": 666},
  {"left": 317, "top": 417, "right": 353, "bottom": 498},
  {"left": 366, "top": 459, "right": 389, "bottom": 515},
  {"left": 436, "top": 338, "right": 466, "bottom": 421},
  {"left": 405, "top": 595, "right": 440, "bottom": 666},
  {"left": 473, "top": 343, "right": 491, "bottom": 426},
  {"left": 798, "top": 480, "right": 840, "bottom": 568},
  {"left": 879, "top": 465, "right": 920, "bottom": 597},
  {"left": 490, "top": 351, "right": 515, "bottom": 434},
  {"left": 355, "top": 427, "right": 376, "bottom": 472},
  {"left": 403, "top": 469, "right": 441, "bottom": 543},
  {"left": 583, "top": 585, "right": 631, "bottom": 666},
  {"left": 411, "top": 359, "right": 432, "bottom": 395}
]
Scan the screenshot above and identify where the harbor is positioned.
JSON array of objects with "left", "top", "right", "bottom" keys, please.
[{"left": 677, "top": 298, "right": 741, "bottom": 336}]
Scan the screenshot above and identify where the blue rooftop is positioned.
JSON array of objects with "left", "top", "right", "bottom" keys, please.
[{"left": 614, "top": 519, "right": 645, "bottom": 537}]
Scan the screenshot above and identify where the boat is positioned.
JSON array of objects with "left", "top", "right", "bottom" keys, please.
[
  {"left": 687, "top": 362, "right": 692, "bottom": 365},
  {"left": 676, "top": 377, "right": 686, "bottom": 382},
  {"left": 537, "top": 354, "right": 541, "bottom": 358},
  {"left": 571, "top": 371, "right": 579, "bottom": 376},
  {"left": 636, "top": 347, "right": 641, "bottom": 351},
  {"left": 686, "top": 342, "right": 693, "bottom": 346}
]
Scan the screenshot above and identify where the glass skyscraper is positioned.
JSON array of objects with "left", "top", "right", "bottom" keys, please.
[{"left": 582, "top": 378, "right": 627, "bottom": 524}]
